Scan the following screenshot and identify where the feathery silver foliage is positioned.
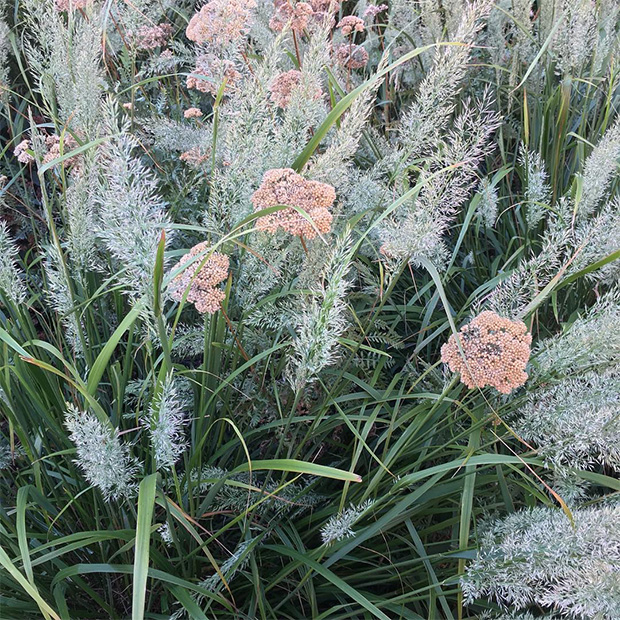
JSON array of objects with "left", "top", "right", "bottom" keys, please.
[
  {"left": 320, "top": 500, "right": 374, "bottom": 545},
  {"left": 143, "top": 373, "right": 188, "bottom": 470},
  {"left": 0, "top": 221, "right": 27, "bottom": 304},
  {"left": 65, "top": 404, "right": 139, "bottom": 501},
  {"left": 461, "top": 504, "right": 620, "bottom": 618}
]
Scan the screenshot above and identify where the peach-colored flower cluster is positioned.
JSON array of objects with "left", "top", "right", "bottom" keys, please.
[
  {"left": 334, "top": 43, "right": 369, "bottom": 69},
  {"left": 270, "top": 0, "right": 341, "bottom": 32},
  {"left": 363, "top": 4, "right": 388, "bottom": 19},
  {"left": 169, "top": 242, "right": 229, "bottom": 314},
  {"left": 179, "top": 147, "right": 210, "bottom": 167},
  {"left": 441, "top": 311, "right": 532, "bottom": 394},
  {"left": 183, "top": 107, "right": 203, "bottom": 119},
  {"left": 187, "top": 55, "right": 241, "bottom": 95},
  {"left": 14, "top": 139, "right": 34, "bottom": 164},
  {"left": 132, "top": 23, "right": 173, "bottom": 50},
  {"left": 42, "top": 134, "right": 80, "bottom": 167},
  {"left": 268, "top": 70, "right": 321, "bottom": 108},
  {"left": 55, "top": 0, "right": 90, "bottom": 11},
  {"left": 251, "top": 168, "right": 335, "bottom": 239},
  {"left": 270, "top": 1, "right": 314, "bottom": 33},
  {"left": 186, "top": 0, "right": 256, "bottom": 46},
  {"left": 337, "top": 16, "right": 365, "bottom": 36}
]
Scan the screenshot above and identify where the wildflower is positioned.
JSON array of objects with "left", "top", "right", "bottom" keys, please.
[
  {"left": 122, "top": 102, "right": 133, "bottom": 110},
  {"left": 183, "top": 107, "right": 203, "bottom": 119},
  {"left": 64, "top": 404, "right": 139, "bottom": 501},
  {"left": 269, "top": 1, "right": 314, "bottom": 33},
  {"left": 441, "top": 310, "right": 532, "bottom": 394},
  {"left": 54, "top": 0, "right": 90, "bottom": 11},
  {"left": 132, "top": 23, "right": 174, "bottom": 50},
  {"left": 363, "top": 4, "right": 388, "bottom": 19},
  {"left": 309, "top": 0, "right": 340, "bottom": 10},
  {"left": 179, "top": 147, "right": 210, "bottom": 167},
  {"left": 187, "top": 55, "right": 241, "bottom": 95},
  {"left": 169, "top": 241, "right": 229, "bottom": 314},
  {"left": 42, "top": 134, "right": 80, "bottom": 167},
  {"left": 268, "top": 70, "right": 321, "bottom": 108},
  {"left": 14, "top": 139, "right": 34, "bottom": 164},
  {"left": 251, "top": 168, "right": 335, "bottom": 238},
  {"left": 186, "top": 0, "right": 256, "bottom": 47},
  {"left": 336, "top": 16, "right": 365, "bottom": 36},
  {"left": 334, "top": 43, "right": 369, "bottom": 69}
]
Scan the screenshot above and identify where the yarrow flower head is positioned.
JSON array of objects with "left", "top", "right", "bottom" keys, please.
[
  {"left": 363, "top": 4, "right": 388, "bottom": 19},
  {"left": 169, "top": 241, "right": 229, "bottom": 314},
  {"left": 54, "top": 0, "right": 90, "bottom": 11},
  {"left": 441, "top": 310, "right": 532, "bottom": 394},
  {"left": 183, "top": 107, "right": 203, "bottom": 119},
  {"left": 131, "top": 23, "right": 174, "bottom": 50},
  {"left": 42, "top": 134, "right": 81, "bottom": 168},
  {"left": 336, "top": 16, "right": 365, "bottom": 36},
  {"left": 270, "top": 1, "right": 315, "bottom": 33},
  {"left": 14, "top": 139, "right": 34, "bottom": 164},
  {"left": 186, "top": 55, "right": 241, "bottom": 95},
  {"left": 334, "top": 43, "right": 369, "bottom": 69},
  {"left": 251, "top": 168, "right": 336, "bottom": 239},
  {"left": 268, "top": 70, "right": 322, "bottom": 109},
  {"left": 186, "top": 0, "right": 256, "bottom": 46}
]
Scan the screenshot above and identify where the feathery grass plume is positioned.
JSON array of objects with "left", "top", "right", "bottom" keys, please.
[
  {"left": 519, "top": 145, "right": 551, "bottom": 228},
  {"left": 532, "top": 288, "right": 620, "bottom": 380},
  {"left": 143, "top": 373, "right": 188, "bottom": 470},
  {"left": 21, "top": 0, "right": 104, "bottom": 134},
  {"left": 96, "top": 101, "right": 170, "bottom": 303},
  {"left": 569, "top": 197, "right": 620, "bottom": 285},
  {"left": 553, "top": 0, "right": 599, "bottom": 76},
  {"left": 516, "top": 370, "right": 620, "bottom": 470},
  {"left": 64, "top": 156, "right": 100, "bottom": 276},
  {"left": 461, "top": 504, "right": 620, "bottom": 618},
  {"left": 321, "top": 500, "right": 373, "bottom": 545},
  {"left": 396, "top": 0, "right": 493, "bottom": 164},
  {"left": 288, "top": 228, "right": 353, "bottom": 392},
  {"left": 380, "top": 91, "right": 501, "bottom": 267},
  {"left": 577, "top": 117, "right": 620, "bottom": 218},
  {"left": 476, "top": 178, "right": 499, "bottom": 228},
  {"left": 441, "top": 311, "right": 532, "bottom": 394},
  {"left": 0, "top": 221, "right": 27, "bottom": 305},
  {"left": 65, "top": 404, "right": 139, "bottom": 501},
  {"left": 43, "top": 243, "right": 85, "bottom": 355},
  {"left": 0, "top": 19, "right": 10, "bottom": 108}
]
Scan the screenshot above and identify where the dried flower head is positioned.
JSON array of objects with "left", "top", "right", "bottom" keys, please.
[
  {"left": 14, "top": 139, "right": 34, "bottom": 164},
  {"left": 55, "top": 0, "right": 90, "bottom": 11},
  {"left": 183, "top": 107, "right": 203, "bottom": 119},
  {"left": 310, "top": 0, "right": 340, "bottom": 10},
  {"left": 363, "top": 4, "right": 388, "bottom": 19},
  {"left": 169, "top": 242, "right": 229, "bottom": 314},
  {"left": 42, "top": 134, "right": 80, "bottom": 167},
  {"left": 251, "top": 168, "right": 336, "bottom": 238},
  {"left": 179, "top": 147, "right": 210, "bottom": 167},
  {"left": 186, "top": 0, "right": 256, "bottom": 46},
  {"left": 270, "top": 1, "right": 314, "bottom": 33},
  {"left": 334, "top": 43, "right": 369, "bottom": 69},
  {"left": 187, "top": 55, "right": 241, "bottom": 95},
  {"left": 268, "top": 70, "right": 322, "bottom": 108},
  {"left": 132, "top": 23, "right": 173, "bottom": 50},
  {"left": 441, "top": 311, "right": 532, "bottom": 394},
  {"left": 337, "top": 16, "right": 365, "bottom": 36}
]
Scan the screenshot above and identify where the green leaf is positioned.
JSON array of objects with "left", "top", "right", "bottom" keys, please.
[
  {"left": 232, "top": 459, "right": 362, "bottom": 482},
  {"left": 132, "top": 474, "right": 157, "bottom": 620}
]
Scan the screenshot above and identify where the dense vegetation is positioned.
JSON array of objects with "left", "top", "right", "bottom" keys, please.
[{"left": 0, "top": 1, "right": 618, "bottom": 618}]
